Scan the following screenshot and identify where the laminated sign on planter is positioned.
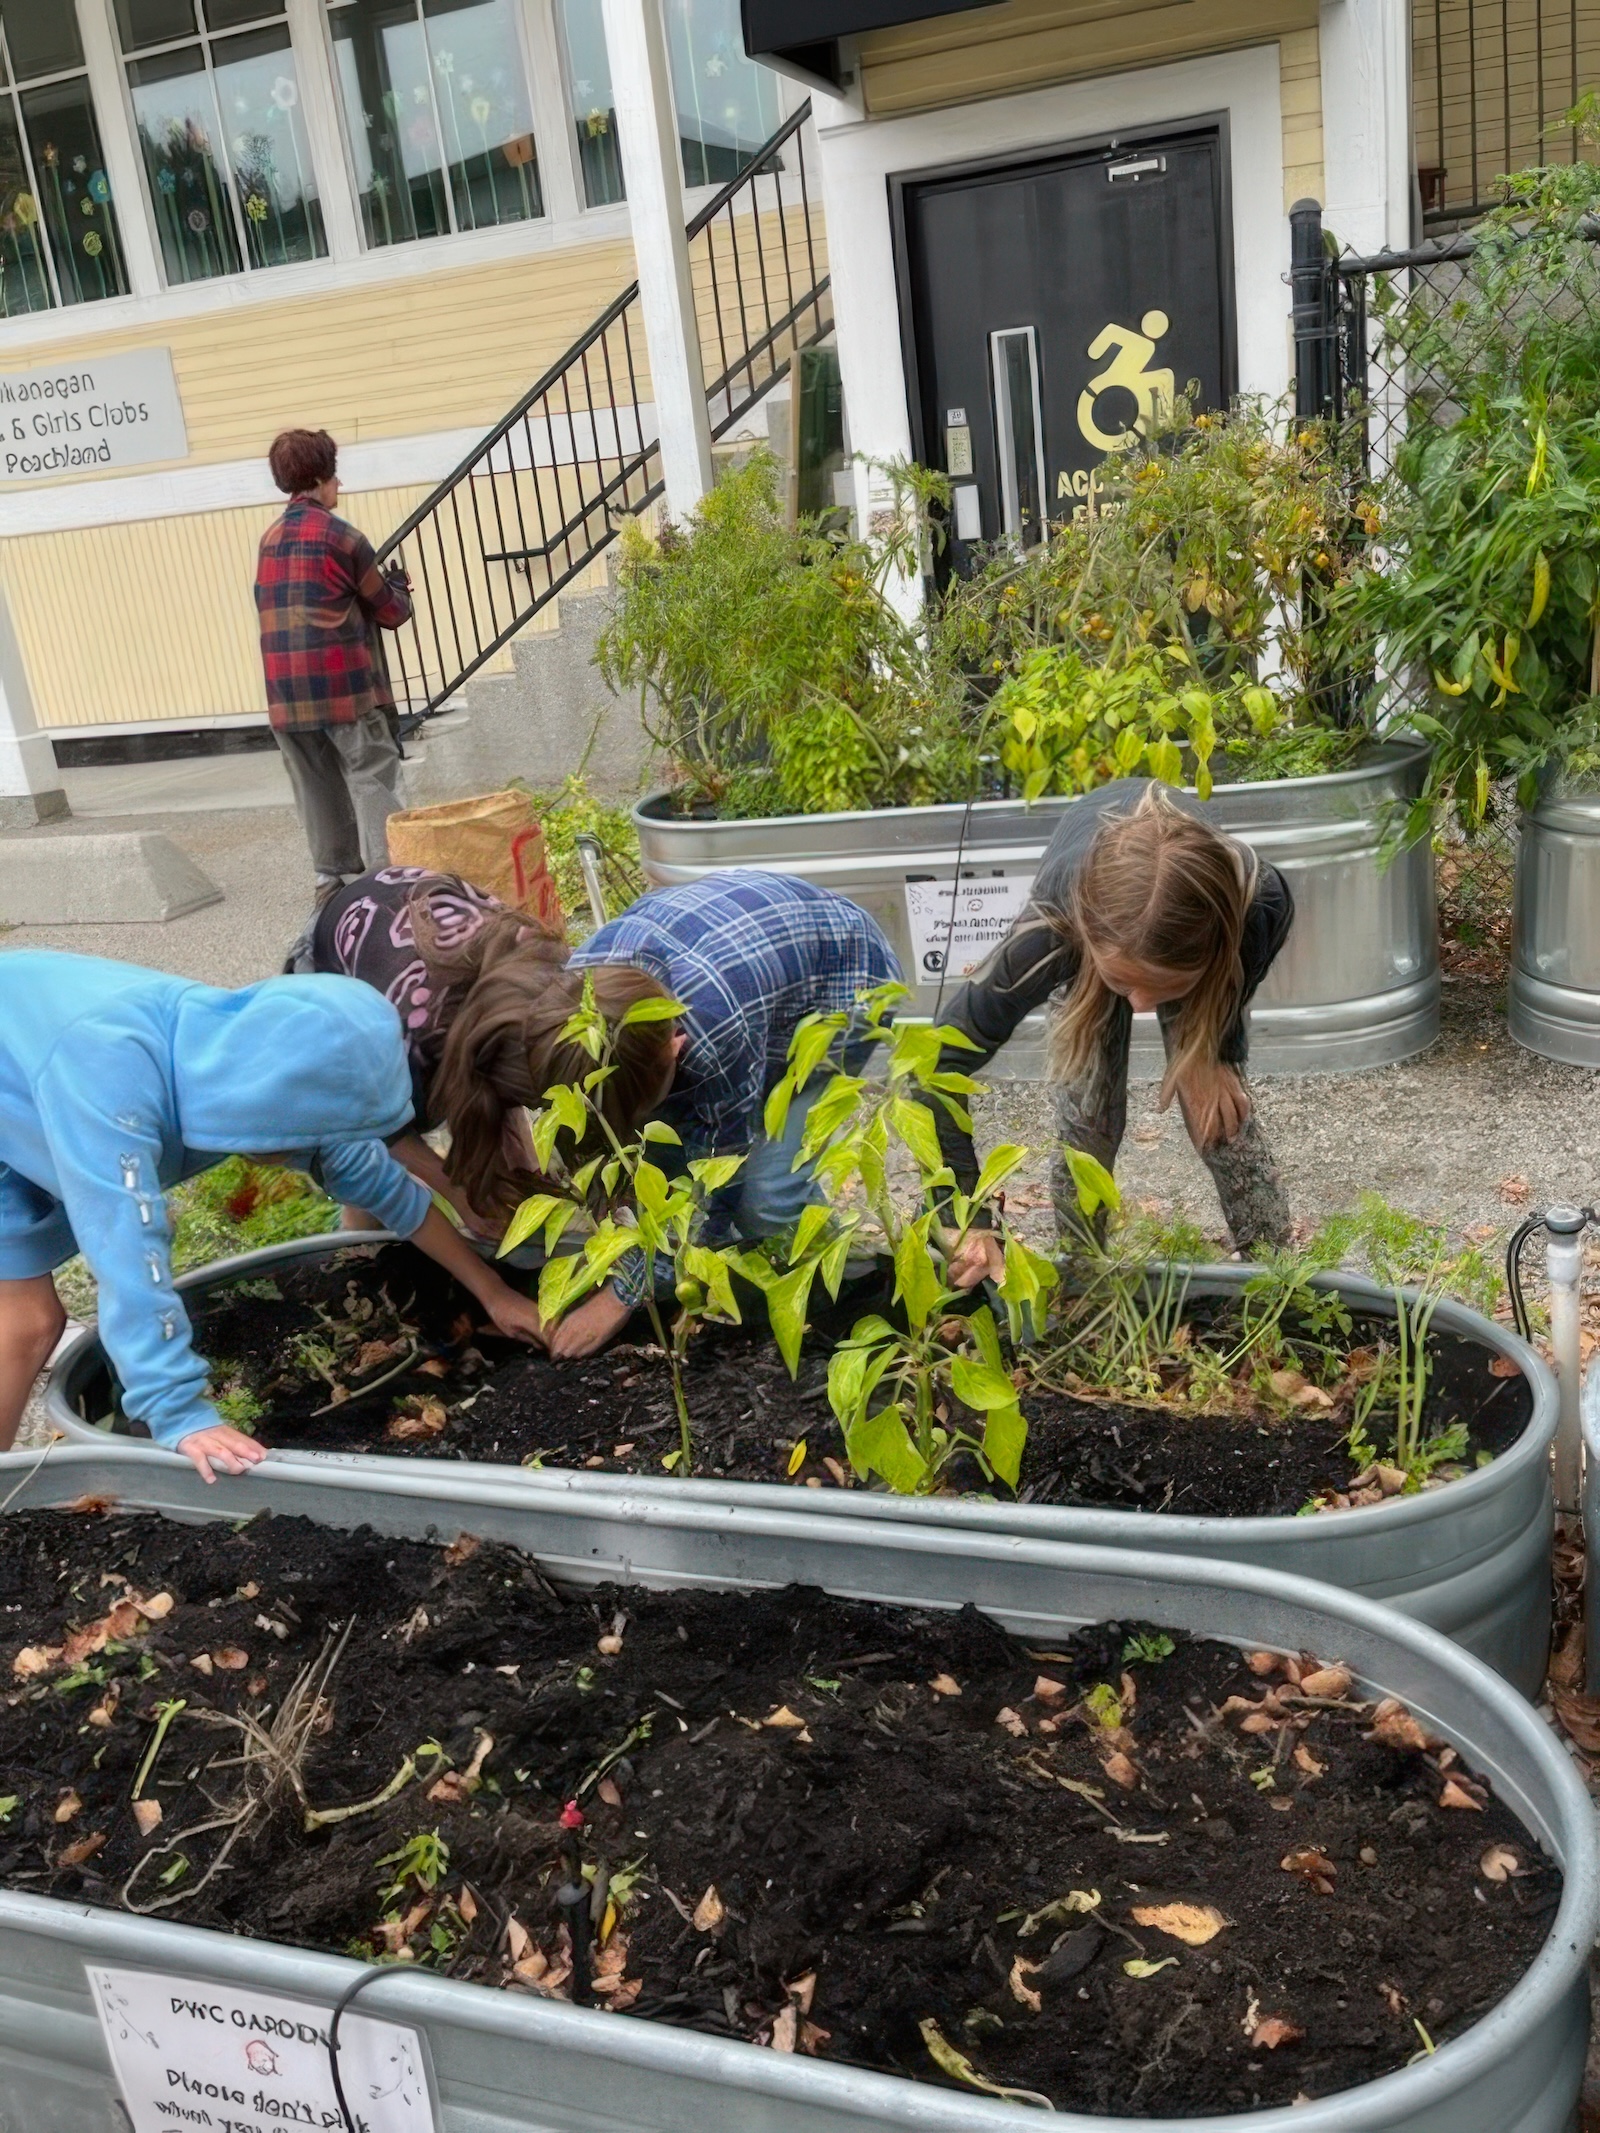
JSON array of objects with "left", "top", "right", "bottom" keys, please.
[
  {"left": 88, "top": 1968, "right": 439, "bottom": 2133},
  {"left": 903, "top": 871, "right": 1034, "bottom": 982}
]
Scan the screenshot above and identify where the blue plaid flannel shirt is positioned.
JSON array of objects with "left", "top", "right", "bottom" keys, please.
[{"left": 568, "top": 870, "right": 900, "bottom": 1304}]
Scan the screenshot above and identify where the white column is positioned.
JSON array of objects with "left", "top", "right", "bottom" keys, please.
[
  {"left": 521, "top": 0, "right": 583, "bottom": 224},
  {"left": 1318, "top": 0, "right": 1413, "bottom": 256},
  {"left": 0, "top": 579, "right": 69, "bottom": 827},
  {"left": 286, "top": 0, "right": 364, "bottom": 263},
  {"left": 600, "top": 0, "right": 713, "bottom": 516},
  {"left": 76, "top": 0, "right": 162, "bottom": 297}
]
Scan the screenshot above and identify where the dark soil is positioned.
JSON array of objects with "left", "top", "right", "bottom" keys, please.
[
  {"left": 0, "top": 1505, "right": 1558, "bottom": 2117},
  {"left": 84, "top": 1243, "right": 1535, "bottom": 1518}
]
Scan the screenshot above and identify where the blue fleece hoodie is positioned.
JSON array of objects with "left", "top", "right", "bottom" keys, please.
[{"left": 0, "top": 952, "right": 432, "bottom": 1450}]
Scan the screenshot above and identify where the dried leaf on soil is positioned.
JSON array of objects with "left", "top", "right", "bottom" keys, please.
[
  {"left": 133, "top": 1799, "right": 163, "bottom": 1836},
  {"left": 1292, "top": 1746, "right": 1326, "bottom": 1778},
  {"left": 1281, "top": 1850, "right": 1337, "bottom": 1894},
  {"left": 918, "top": 2020, "right": 1054, "bottom": 2110},
  {"left": 1498, "top": 1175, "right": 1531, "bottom": 1205},
  {"left": 1439, "top": 1779, "right": 1484, "bottom": 1811},
  {"left": 1368, "top": 1698, "right": 1432, "bottom": 1752},
  {"left": 505, "top": 1917, "right": 531, "bottom": 1962},
  {"left": 1124, "top": 1958, "right": 1178, "bottom": 1978},
  {"left": 1101, "top": 1750, "right": 1139, "bottom": 1789},
  {"left": 1032, "top": 1676, "right": 1065, "bottom": 1704},
  {"left": 442, "top": 1535, "right": 481, "bottom": 1566},
  {"left": 1017, "top": 1889, "right": 1100, "bottom": 1938},
  {"left": 212, "top": 1648, "right": 250, "bottom": 1671},
  {"left": 57, "top": 1832, "right": 106, "bottom": 1868},
  {"left": 1549, "top": 1686, "right": 1600, "bottom": 1755},
  {"left": 1250, "top": 2015, "right": 1305, "bottom": 2050},
  {"left": 929, "top": 1674, "right": 962, "bottom": 1698},
  {"left": 597, "top": 1777, "right": 624, "bottom": 1808},
  {"left": 692, "top": 1885, "right": 725, "bottom": 1933},
  {"left": 995, "top": 1707, "right": 1028, "bottom": 1737},
  {"left": 53, "top": 1790, "right": 81, "bottom": 1824},
  {"left": 1297, "top": 1664, "right": 1352, "bottom": 1699},
  {"left": 1130, "top": 1903, "right": 1229, "bottom": 1947},
  {"left": 1479, "top": 1846, "right": 1519, "bottom": 1882},
  {"left": 386, "top": 1397, "right": 448, "bottom": 1443},
  {"left": 1008, "top": 1958, "right": 1042, "bottom": 2012}
]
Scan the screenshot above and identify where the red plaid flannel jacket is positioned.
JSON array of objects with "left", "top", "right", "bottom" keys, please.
[{"left": 255, "top": 496, "right": 412, "bottom": 732}]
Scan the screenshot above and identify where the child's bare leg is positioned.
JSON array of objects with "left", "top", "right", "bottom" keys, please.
[{"left": 0, "top": 1275, "right": 66, "bottom": 1451}]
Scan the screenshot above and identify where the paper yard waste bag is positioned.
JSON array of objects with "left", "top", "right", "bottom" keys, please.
[{"left": 386, "top": 790, "right": 565, "bottom": 929}]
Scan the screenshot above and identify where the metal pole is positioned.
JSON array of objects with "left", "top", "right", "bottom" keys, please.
[
  {"left": 573, "top": 833, "right": 609, "bottom": 930},
  {"left": 1545, "top": 1205, "right": 1586, "bottom": 1514},
  {"left": 1289, "top": 197, "right": 1334, "bottom": 422}
]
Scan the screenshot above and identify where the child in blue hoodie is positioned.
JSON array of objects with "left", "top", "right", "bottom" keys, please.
[{"left": 0, "top": 951, "right": 545, "bottom": 1482}]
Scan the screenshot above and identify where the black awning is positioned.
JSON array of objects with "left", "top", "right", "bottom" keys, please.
[{"left": 742, "top": 0, "right": 1004, "bottom": 93}]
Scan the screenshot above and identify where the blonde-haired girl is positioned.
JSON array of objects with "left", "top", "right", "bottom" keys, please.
[{"left": 941, "top": 779, "right": 1294, "bottom": 1283}]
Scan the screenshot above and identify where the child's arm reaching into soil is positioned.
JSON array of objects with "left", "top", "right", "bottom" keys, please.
[{"left": 405, "top": 1205, "right": 547, "bottom": 1345}]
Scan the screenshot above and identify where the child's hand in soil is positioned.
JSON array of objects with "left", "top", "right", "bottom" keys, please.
[
  {"left": 484, "top": 1288, "right": 547, "bottom": 1346},
  {"left": 547, "top": 1284, "right": 632, "bottom": 1360},
  {"left": 177, "top": 1423, "right": 270, "bottom": 1485}
]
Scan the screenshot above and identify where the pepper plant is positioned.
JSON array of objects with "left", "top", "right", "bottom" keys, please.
[
  {"left": 758, "top": 984, "right": 1058, "bottom": 1494},
  {"left": 498, "top": 978, "right": 750, "bottom": 1475}
]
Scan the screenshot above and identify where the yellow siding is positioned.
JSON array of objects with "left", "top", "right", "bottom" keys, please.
[
  {"left": 0, "top": 239, "right": 638, "bottom": 483},
  {"left": 1413, "top": 0, "right": 1600, "bottom": 217},
  {"left": 0, "top": 203, "right": 828, "bottom": 728},
  {"left": 858, "top": 0, "right": 1320, "bottom": 117},
  {"left": 1279, "top": 27, "right": 1324, "bottom": 210},
  {"left": 0, "top": 483, "right": 615, "bottom": 729}
]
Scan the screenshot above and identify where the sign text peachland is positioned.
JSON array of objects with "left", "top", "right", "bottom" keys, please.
[{"left": 0, "top": 347, "right": 188, "bottom": 482}]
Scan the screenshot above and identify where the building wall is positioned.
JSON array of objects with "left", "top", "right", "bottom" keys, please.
[{"left": 854, "top": 0, "right": 1321, "bottom": 116}]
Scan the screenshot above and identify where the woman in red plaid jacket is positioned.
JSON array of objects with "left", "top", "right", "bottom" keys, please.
[{"left": 255, "top": 427, "right": 412, "bottom": 898}]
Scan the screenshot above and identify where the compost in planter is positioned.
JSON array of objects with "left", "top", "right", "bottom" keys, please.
[
  {"left": 111, "top": 1245, "right": 1535, "bottom": 1517},
  {"left": 0, "top": 1505, "right": 1557, "bottom": 2118}
]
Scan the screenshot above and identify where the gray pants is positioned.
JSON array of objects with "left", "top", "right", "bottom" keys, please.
[
  {"left": 275, "top": 708, "right": 404, "bottom": 886},
  {"left": 1049, "top": 996, "right": 1292, "bottom": 1254}
]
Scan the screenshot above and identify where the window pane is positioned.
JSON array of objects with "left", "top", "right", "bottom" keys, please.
[
  {"left": 0, "top": 99, "right": 52, "bottom": 314},
  {"left": 421, "top": 0, "right": 541, "bottom": 231},
  {"left": 557, "top": 0, "right": 621, "bottom": 208},
  {"left": 22, "top": 77, "right": 130, "bottom": 304},
  {"left": 210, "top": 25, "right": 326, "bottom": 266},
  {"left": 202, "top": 0, "right": 285, "bottom": 26},
  {"left": 329, "top": 0, "right": 450, "bottom": 247},
  {"left": 128, "top": 44, "right": 243, "bottom": 280},
  {"left": 665, "top": 0, "right": 781, "bottom": 187},
  {"left": 115, "top": 0, "right": 200, "bottom": 51},
  {"left": 1, "top": 0, "right": 86, "bottom": 82}
]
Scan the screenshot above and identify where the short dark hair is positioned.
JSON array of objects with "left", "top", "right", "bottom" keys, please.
[{"left": 268, "top": 428, "right": 337, "bottom": 495}]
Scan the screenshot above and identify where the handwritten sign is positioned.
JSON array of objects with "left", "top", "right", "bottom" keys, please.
[
  {"left": 88, "top": 1967, "right": 439, "bottom": 2133},
  {"left": 904, "top": 872, "right": 1035, "bottom": 982},
  {"left": 0, "top": 348, "right": 188, "bottom": 482}
]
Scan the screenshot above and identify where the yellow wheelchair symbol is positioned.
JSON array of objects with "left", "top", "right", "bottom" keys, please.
[{"left": 1076, "top": 310, "right": 1176, "bottom": 453}]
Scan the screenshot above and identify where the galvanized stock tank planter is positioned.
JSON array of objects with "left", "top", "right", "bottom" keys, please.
[
  {"left": 1510, "top": 781, "right": 1600, "bottom": 1064},
  {"left": 49, "top": 1248, "right": 1555, "bottom": 1694},
  {"left": 0, "top": 1442, "right": 1594, "bottom": 2133},
  {"left": 633, "top": 739, "right": 1438, "bottom": 1076}
]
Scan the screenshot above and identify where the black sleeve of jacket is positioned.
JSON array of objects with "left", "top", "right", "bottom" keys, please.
[
  {"left": 932, "top": 911, "right": 1077, "bottom": 1193},
  {"left": 1221, "top": 864, "right": 1296, "bottom": 1067}
]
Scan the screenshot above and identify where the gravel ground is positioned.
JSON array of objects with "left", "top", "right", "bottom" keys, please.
[{"left": 973, "top": 971, "right": 1600, "bottom": 1248}]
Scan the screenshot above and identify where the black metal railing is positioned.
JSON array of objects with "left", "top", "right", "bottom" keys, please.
[
  {"left": 375, "top": 99, "right": 831, "bottom": 726},
  {"left": 1413, "top": 0, "right": 1598, "bottom": 230}
]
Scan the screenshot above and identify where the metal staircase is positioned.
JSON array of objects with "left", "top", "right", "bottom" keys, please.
[{"left": 375, "top": 100, "right": 831, "bottom": 728}]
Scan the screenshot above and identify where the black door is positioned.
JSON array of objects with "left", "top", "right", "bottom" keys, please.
[{"left": 894, "top": 125, "right": 1234, "bottom": 572}]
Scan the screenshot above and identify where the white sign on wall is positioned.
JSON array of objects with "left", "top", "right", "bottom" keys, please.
[
  {"left": 904, "top": 872, "right": 1036, "bottom": 982},
  {"left": 88, "top": 1966, "right": 440, "bottom": 2133},
  {"left": 0, "top": 347, "right": 188, "bottom": 484}
]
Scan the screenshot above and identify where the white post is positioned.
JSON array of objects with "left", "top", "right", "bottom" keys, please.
[
  {"left": 285, "top": 0, "right": 364, "bottom": 263},
  {"left": 1545, "top": 1208, "right": 1587, "bottom": 1515},
  {"left": 76, "top": 0, "right": 163, "bottom": 297},
  {"left": 601, "top": 0, "right": 714, "bottom": 518},
  {"left": 0, "top": 581, "right": 69, "bottom": 827},
  {"left": 1318, "top": 0, "right": 1413, "bottom": 256}
]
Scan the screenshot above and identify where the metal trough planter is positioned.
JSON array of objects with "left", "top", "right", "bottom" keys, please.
[
  {"left": 632, "top": 740, "right": 1438, "bottom": 1077},
  {"left": 49, "top": 1247, "right": 1556, "bottom": 1695},
  {"left": 1509, "top": 782, "right": 1600, "bottom": 1065},
  {"left": 0, "top": 1441, "right": 1592, "bottom": 2133}
]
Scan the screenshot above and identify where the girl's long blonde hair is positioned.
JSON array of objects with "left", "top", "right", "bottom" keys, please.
[{"left": 1047, "top": 784, "right": 1256, "bottom": 1108}]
